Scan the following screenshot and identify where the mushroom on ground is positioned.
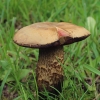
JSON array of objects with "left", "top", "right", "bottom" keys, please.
[{"left": 13, "top": 22, "right": 90, "bottom": 99}]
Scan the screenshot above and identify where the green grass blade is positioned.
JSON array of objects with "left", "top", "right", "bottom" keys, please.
[
  {"left": 0, "top": 69, "right": 11, "bottom": 99},
  {"left": 84, "top": 64, "right": 100, "bottom": 75}
]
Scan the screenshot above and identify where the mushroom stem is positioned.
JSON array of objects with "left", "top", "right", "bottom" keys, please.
[{"left": 36, "top": 46, "right": 64, "bottom": 99}]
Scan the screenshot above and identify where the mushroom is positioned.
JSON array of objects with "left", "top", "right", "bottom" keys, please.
[{"left": 13, "top": 22, "right": 90, "bottom": 99}]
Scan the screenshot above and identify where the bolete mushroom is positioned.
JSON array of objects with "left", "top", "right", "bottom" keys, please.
[{"left": 13, "top": 22, "right": 90, "bottom": 99}]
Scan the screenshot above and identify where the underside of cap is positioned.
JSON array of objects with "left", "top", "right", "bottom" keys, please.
[{"left": 13, "top": 22, "right": 90, "bottom": 48}]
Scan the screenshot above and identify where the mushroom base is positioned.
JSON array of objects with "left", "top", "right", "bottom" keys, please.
[{"left": 36, "top": 46, "right": 64, "bottom": 99}]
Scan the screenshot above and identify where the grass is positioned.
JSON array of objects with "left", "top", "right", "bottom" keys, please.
[{"left": 0, "top": 0, "right": 100, "bottom": 100}]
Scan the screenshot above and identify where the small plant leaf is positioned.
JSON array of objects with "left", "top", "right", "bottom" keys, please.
[{"left": 16, "top": 69, "right": 31, "bottom": 80}]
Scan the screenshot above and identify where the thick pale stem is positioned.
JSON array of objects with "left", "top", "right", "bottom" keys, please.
[{"left": 36, "top": 46, "right": 64, "bottom": 97}]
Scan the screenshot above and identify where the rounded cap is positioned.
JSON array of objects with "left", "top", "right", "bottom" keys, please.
[{"left": 13, "top": 22, "right": 90, "bottom": 48}]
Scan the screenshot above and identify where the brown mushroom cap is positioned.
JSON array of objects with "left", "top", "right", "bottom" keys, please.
[{"left": 13, "top": 22, "right": 90, "bottom": 48}]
